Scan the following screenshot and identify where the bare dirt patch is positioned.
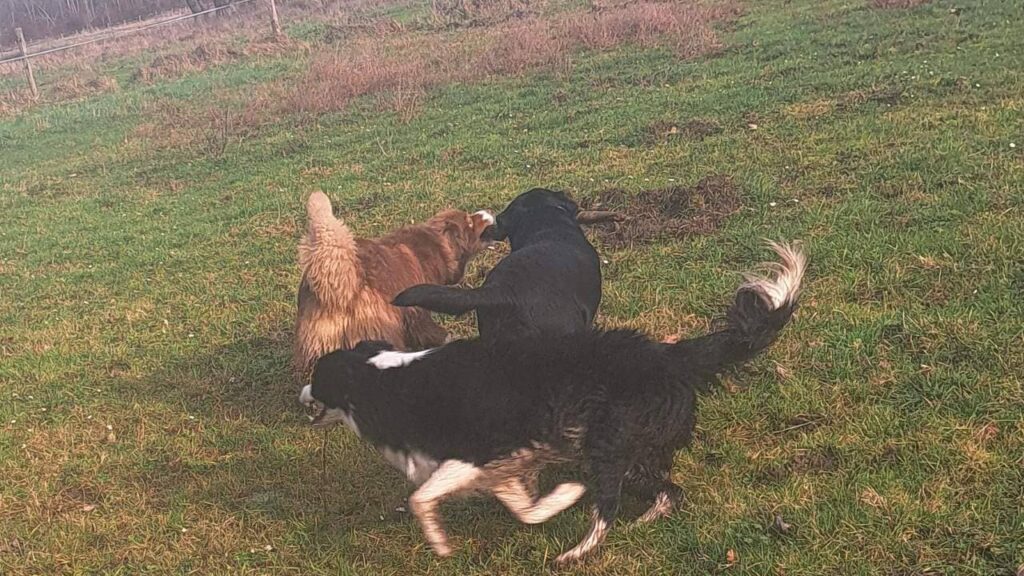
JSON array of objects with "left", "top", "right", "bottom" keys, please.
[
  {"left": 646, "top": 118, "right": 723, "bottom": 143},
  {"left": 758, "top": 445, "right": 842, "bottom": 484},
  {"left": 581, "top": 175, "right": 741, "bottom": 248}
]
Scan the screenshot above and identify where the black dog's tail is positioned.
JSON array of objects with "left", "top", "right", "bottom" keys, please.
[
  {"left": 392, "top": 284, "right": 511, "bottom": 316},
  {"left": 671, "top": 241, "right": 806, "bottom": 387}
]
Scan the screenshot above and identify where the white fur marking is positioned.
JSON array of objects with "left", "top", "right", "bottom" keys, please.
[
  {"left": 556, "top": 510, "right": 610, "bottom": 564},
  {"left": 381, "top": 447, "right": 440, "bottom": 485},
  {"left": 494, "top": 479, "right": 586, "bottom": 524},
  {"left": 409, "top": 460, "right": 484, "bottom": 556},
  {"left": 367, "top": 348, "right": 434, "bottom": 370},
  {"left": 474, "top": 210, "right": 495, "bottom": 225},
  {"left": 741, "top": 240, "right": 807, "bottom": 310},
  {"left": 636, "top": 491, "right": 674, "bottom": 523},
  {"left": 299, "top": 384, "right": 314, "bottom": 406}
]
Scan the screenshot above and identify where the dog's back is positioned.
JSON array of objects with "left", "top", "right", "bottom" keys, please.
[
  {"left": 294, "top": 193, "right": 490, "bottom": 375},
  {"left": 475, "top": 224, "right": 600, "bottom": 339},
  {"left": 394, "top": 189, "right": 602, "bottom": 341}
]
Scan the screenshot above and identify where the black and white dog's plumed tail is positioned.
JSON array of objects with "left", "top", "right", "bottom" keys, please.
[{"left": 671, "top": 241, "right": 806, "bottom": 388}]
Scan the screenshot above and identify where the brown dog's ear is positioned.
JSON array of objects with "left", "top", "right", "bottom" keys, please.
[
  {"left": 438, "top": 218, "right": 471, "bottom": 250},
  {"left": 443, "top": 219, "right": 463, "bottom": 238}
]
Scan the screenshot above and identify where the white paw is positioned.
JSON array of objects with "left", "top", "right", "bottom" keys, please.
[
  {"left": 551, "top": 482, "right": 587, "bottom": 504},
  {"left": 554, "top": 550, "right": 582, "bottom": 565},
  {"left": 519, "top": 482, "right": 587, "bottom": 524},
  {"left": 431, "top": 541, "right": 452, "bottom": 557}
]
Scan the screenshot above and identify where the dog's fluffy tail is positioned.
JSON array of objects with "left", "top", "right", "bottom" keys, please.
[
  {"left": 392, "top": 284, "right": 509, "bottom": 316},
  {"left": 298, "top": 191, "right": 361, "bottom": 310},
  {"left": 671, "top": 241, "right": 806, "bottom": 387}
]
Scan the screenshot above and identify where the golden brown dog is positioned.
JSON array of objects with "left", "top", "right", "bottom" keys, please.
[{"left": 294, "top": 191, "right": 493, "bottom": 376}]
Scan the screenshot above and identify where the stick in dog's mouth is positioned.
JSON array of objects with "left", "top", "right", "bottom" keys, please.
[{"left": 576, "top": 210, "right": 623, "bottom": 224}]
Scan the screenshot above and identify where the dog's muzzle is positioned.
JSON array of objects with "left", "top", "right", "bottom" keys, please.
[{"left": 299, "top": 384, "right": 329, "bottom": 426}]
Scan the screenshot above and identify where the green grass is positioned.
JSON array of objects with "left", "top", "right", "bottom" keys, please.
[{"left": 2, "top": 0, "right": 1023, "bottom": 574}]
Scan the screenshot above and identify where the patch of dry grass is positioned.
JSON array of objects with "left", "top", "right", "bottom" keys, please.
[
  {"left": 0, "top": 0, "right": 403, "bottom": 84},
  {"left": 130, "top": 91, "right": 279, "bottom": 157},
  {"left": 430, "top": 0, "right": 539, "bottom": 27},
  {"left": 121, "top": 0, "right": 737, "bottom": 148},
  {"left": 870, "top": 0, "right": 930, "bottom": 8},
  {"left": 289, "top": 1, "right": 739, "bottom": 118},
  {"left": 133, "top": 36, "right": 308, "bottom": 83}
]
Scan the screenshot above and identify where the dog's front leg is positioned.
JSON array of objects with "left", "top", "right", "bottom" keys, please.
[{"left": 408, "top": 460, "right": 482, "bottom": 557}]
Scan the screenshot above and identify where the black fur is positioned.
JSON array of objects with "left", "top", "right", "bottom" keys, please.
[
  {"left": 392, "top": 188, "right": 602, "bottom": 341},
  {"left": 305, "top": 245, "right": 804, "bottom": 561}
]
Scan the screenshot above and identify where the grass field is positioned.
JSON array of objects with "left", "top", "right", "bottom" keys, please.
[{"left": 2, "top": 0, "right": 1023, "bottom": 574}]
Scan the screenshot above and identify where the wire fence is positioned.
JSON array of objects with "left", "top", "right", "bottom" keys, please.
[{"left": 2, "top": 0, "right": 282, "bottom": 100}]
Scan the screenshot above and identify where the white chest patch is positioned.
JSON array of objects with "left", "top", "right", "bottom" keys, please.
[
  {"left": 367, "top": 348, "right": 434, "bottom": 370},
  {"left": 299, "top": 384, "right": 314, "bottom": 406},
  {"left": 380, "top": 447, "right": 440, "bottom": 485}
]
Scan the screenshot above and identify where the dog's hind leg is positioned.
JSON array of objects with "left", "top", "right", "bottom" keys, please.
[
  {"left": 402, "top": 308, "right": 448, "bottom": 349},
  {"left": 555, "top": 506, "right": 612, "bottom": 564},
  {"left": 555, "top": 457, "right": 627, "bottom": 564},
  {"left": 635, "top": 486, "right": 681, "bottom": 524},
  {"left": 408, "top": 460, "right": 483, "bottom": 557},
  {"left": 627, "top": 454, "right": 683, "bottom": 524},
  {"left": 493, "top": 476, "right": 587, "bottom": 525}
]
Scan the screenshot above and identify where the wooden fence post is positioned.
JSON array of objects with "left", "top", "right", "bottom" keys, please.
[
  {"left": 269, "top": 0, "right": 283, "bottom": 37},
  {"left": 15, "top": 28, "right": 38, "bottom": 100}
]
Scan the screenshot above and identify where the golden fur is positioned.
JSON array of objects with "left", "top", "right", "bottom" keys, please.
[{"left": 294, "top": 191, "right": 491, "bottom": 376}]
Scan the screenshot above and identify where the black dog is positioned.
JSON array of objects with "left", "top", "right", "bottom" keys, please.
[
  {"left": 301, "top": 242, "right": 806, "bottom": 563},
  {"left": 392, "top": 188, "right": 601, "bottom": 341}
]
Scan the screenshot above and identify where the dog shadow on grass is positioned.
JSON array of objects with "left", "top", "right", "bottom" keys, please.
[{"left": 115, "top": 332, "right": 411, "bottom": 534}]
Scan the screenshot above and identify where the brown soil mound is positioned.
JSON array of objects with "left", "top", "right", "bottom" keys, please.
[{"left": 583, "top": 175, "right": 741, "bottom": 248}]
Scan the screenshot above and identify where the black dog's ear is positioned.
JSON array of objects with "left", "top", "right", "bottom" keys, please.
[
  {"left": 552, "top": 191, "right": 580, "bottom": 217},
  {"left": 480, "top": 221, "right": 507, "bottom": 242}
]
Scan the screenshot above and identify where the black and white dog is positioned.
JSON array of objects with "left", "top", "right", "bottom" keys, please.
[
  {"left": 392, "top": 188, "right": 602, "bottom": 341},
  {"left": 301, "top": 242, "right": 806, "bottom": 563}
]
